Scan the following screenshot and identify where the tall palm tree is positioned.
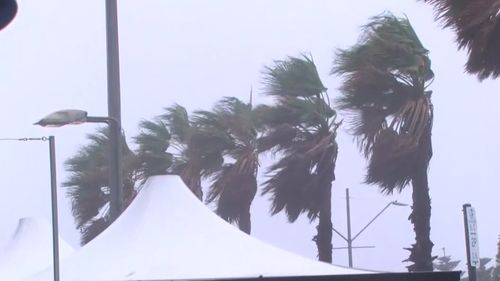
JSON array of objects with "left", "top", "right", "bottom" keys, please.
[
  {"left": 63, "top": 128, "right": 139, "bottom": 244},
  {"left": 258, "top": 55, "right": 340, "bottom": 263},
  {"left": 419, "top": 0, "right": 500, "bottom": 80},
  {"left": 332, "top": 14, "right": 435, "bottom": 271},
  {"left": 161, "top": 104, "right": 230, "bottom": 200},
  {"left": 195, "top": 97, "right": 259, "bottom": 234}
]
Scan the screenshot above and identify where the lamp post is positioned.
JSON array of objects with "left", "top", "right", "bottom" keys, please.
[
  {"left": 0, "top": 136, "right": 60, "bottom": 281},
  {"left": 35, "top": 109, "right": 123, "bottom": 221},
  {"left": 48, "top": 136, "right": 60, "bottom": 281},
  {"left": 332, "top": 188, "right": 408, "bottom": 268},
  {"left": 105, "top": 1, "right": 123, "bottom": 219}
]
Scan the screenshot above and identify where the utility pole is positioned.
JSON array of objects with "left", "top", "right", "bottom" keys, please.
[
  {"left": 48, "top": 136, "right": 60, "bottom": 281},
  {"left": 346, "top": 188, "right": 353, "bottom": 267},
  {"left": 332, "top": 188, "right": 408, "bottom": 268},
  {"left": 0, "top": 137, "right": 60, "bottom": 281},
  {"left": 105, "top": 0, "right": 123, "bottom": 221}
]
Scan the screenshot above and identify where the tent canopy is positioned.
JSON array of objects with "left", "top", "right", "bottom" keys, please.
[
  {"left": 29, "top": 175, "right": 367, "bottom": 281},
  {"left": 0, "top": 217, "right": 74, "bottom": 281}
]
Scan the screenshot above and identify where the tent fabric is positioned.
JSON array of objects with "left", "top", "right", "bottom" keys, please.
[
  {"left": 0, "top": 217, "right": 74, "bottom": 281},
  {"left": 29, "top": 175, "right": 367, "bottom": 281}
]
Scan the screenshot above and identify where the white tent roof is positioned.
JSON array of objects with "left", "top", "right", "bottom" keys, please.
[
  {"left": 29, "top": 175, "right": 367, "bottom": 281},
  {"left": 0, "top": 217, "right": 74, "bottom": 281}
]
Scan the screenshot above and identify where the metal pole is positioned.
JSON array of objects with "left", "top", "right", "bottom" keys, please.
[
  {"left": 346, "top": 188, "right": 353, "bottom": 268},
  {"left": 105, "top": 0, "right": 123, "bottom": 220},
  {"left": 351, "top": 202, "right": 394, "bottom": 242},
  {"left": 463, "top": 204, "right": 477, "bottom": 281},
  {"left": 48, "top": 136, "right": 60, "bottom": 281}
]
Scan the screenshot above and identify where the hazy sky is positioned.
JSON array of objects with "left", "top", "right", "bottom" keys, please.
[{"left": 1, "top": 0, "right": 499, "bottom": 273}]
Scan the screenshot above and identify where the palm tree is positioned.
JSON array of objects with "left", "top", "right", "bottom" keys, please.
[
  {"left": 332, "top": 14, "right": 435, "bottom": 271},
  {"left": 63, "top": 128, "right": 139, "bottom": 245},
  {"left": 258, "top": 55, "right": 340, "bottom": 263},
  {"left": 161, "top": 104, "right": 230, "bottom": 200},
  {"left": 64, "top": 118, "right": 173, "bottom": 244},
  {"left": 195, "top": 97, "right": 259, "bottom": 234},
  {"left": 419, "top": 0, "right": 500, "bottom": 80}
]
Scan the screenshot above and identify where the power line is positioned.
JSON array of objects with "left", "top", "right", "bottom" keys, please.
[{"left": 0, "top": 137, "right": 48, "bottom": 141}]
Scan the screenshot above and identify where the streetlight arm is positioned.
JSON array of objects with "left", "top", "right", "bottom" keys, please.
[
  {"left": 85, "top": 116, "right": 119, "bottom": 125},
  {"left": 351, "top": 202, "right": 394, "bottom": 242}
]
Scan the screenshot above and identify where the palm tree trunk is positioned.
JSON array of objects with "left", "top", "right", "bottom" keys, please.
[
  {"left": 239, "top": 209, "right": 251, "bottom": 234},
  {"left": 407, "top": 130, "right": 434, "bottom": 272},
  {"left": 316, "top": 181, "right": 333, "bottom": 263},
  {"left": 315, "top": 143, "right": 336, "bottom": 263},
  {"left": 238, "top": 176, "right": 257, "bottom": 235}
]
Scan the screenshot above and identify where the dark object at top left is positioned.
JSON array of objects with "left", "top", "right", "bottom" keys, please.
[{"left": 0, "top": 0, "right": 17, "bottom": 31}]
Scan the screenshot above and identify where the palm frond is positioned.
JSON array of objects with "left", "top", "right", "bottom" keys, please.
[
  {"left": 420, "top": 0, "right": 500, "bottom": 79},
  {"left": 63, "top": 127, "right": 139, "bottom": 243},
  {"left": 80, "top": 217, "right": 110, "bottom": 245},
  {"left": 333, "top": 13, "right": 433, "bottom": 85},
  {"left": 194, "top": 97, "right": 257, "bottom": 147},
  {"left": 263, "top": 54, "right": 327, "bottom": 98},
  {"left": 161, "top": 104, "right": 190, "bottom": 143},
  {"left": 206, "top": 163, "right": 257, "bottom": 224},
  {"left": 257, "top": 123, "right": 298, "bottom": 152},
  {"left": 262, "top": 133, "right": 337, "bottom": 222},
  {"left": 134, "top": 118, "right": 173, "bottom": 179}
]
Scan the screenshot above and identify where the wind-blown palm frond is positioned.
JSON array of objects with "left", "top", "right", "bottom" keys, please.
[
  {"left": 134, "top": 118, "right": 173, "bottom": 180},
  {"left": 263, "top": 55, "right": 328, "bottom": 98},
  {"left": 80, "top": 217, "right": 109, "bottom": 245},
  {"left": 206, "top": 161, "right": 257, "bottom": 233},
  {"left": 419, "top": 0, "right": 500, "bottom": 80},
  {"left": 262, "top": 133, "right": 337, "bottom": 221},
  {"left": 63, "top": 128, "right": 138, "bottom": 245},
  {"left": 162, "top": 104, "right": 190, "bottom": 144},
  {"left": 260, "top": 54, "right": 339, "bottom": 262},
  {"left": 333, "top": 14, "right": 435, "bottom": 271},
  {"left": 161, "top": 104, "right": 229, "bottom": 200}
]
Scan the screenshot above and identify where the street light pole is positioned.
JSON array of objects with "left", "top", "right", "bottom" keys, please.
[
  {"left": 105, "top": 0, "right": 123, "bottom": 221},
  {"left": 332, "top": 188, "right": 408, "bottom": 268},
  {"left": 0, "top": 136, "right": 60, "bottom": 281},
  {"left": 48, "top": 136, "right": 60, "bottom": 281}
]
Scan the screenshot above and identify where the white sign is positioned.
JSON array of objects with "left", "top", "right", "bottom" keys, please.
[{"left": 465, "top": 206, "right": 480, "bottom": 267}]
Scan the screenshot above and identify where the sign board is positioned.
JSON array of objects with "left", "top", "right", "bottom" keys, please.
[{"left": 464, "top": 205, "right": 480, "bottom": 267}]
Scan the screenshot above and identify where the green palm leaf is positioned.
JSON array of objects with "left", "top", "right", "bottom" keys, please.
[
  {"left": 134, "top": 118, "right": 173, "bottom": 179},
  {"left": 63, "top": 127, "right": 138, "bottom": 245},
  {"left": 263, "top": 55, "right": 327, "bottom": 98},
  {"left": 419, "top": 0, "right": 500, "bottom": 80}
]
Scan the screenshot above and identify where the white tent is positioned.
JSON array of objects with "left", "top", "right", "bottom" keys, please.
[
  {"left": 0, "top": 217, "right": 74, "bottom": 281},
  {"left": 29, "top": 175, "right": 367, "bottom": 281}
]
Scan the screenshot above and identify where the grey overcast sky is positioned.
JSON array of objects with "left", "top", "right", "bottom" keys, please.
[{"left": 1, "top": 0, "right": 499, "bottom": 272}]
